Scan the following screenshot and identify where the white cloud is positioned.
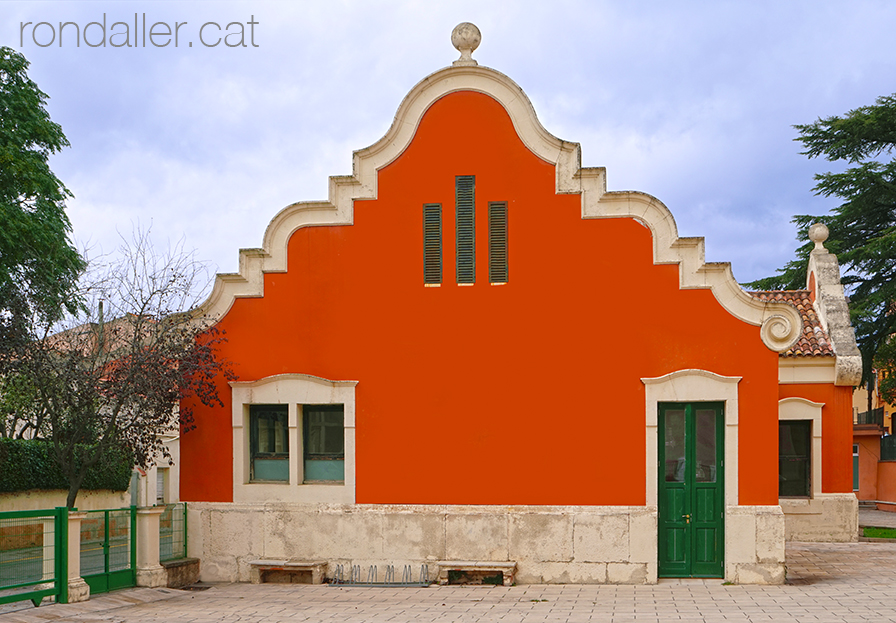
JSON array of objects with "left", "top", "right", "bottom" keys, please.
[{"left": 5, "top": 0, "right": 896, "bottom": 285}]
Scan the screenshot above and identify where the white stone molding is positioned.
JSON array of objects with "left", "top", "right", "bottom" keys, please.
[
  {"left": 592, "top": 193, "right": 801, "bottom": 352},
  {"left": 778, "top": 359, "right": 837, "bottom": 385},
  {"left": 230, "top": 374, "right": 357, "bottom": 504},
  {"left": 195, "top": 63, "right": 801, "bottom": 353},
  {"left": 642, "top": 369, "right": 741, "bottom": 508},
  {"left": 778, "top": 397, "right": 824, "bottom": 497},
  {"left": 806, "top": 224, "right": 862, "bottom": 385}
]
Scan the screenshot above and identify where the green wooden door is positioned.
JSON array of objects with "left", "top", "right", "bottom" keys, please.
[{"left": 658, "top": 402, "right": 724, "bottom": 578}]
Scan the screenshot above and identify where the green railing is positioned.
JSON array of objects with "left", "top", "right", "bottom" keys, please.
[
  {"left": 80, "top": 507, "right": 136, "bottom": 595},
  {"left": 159, "top": 503, "right": 187, "bottom": 562},
  {"left": 0, "top": 507, "right": 67, "bottom": 607},
  {"left": 856, "top": 407, "right": 885, "bottom": 427}
]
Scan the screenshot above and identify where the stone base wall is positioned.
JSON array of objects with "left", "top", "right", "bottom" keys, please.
[
  {"left": 725, "top": 505, "right": 785, "bottom": 584},
  {"left": 162, "top": 557, "right": 201, "bottom": 588},
  {"left": 188, "top": 503, "right": 788, "bottom": 585},
  {"left": 780, "top": 493, "right": 858, "bottom": 542},
  {"left": 189, "top": 503, "right": 658, "bottom": 584}
]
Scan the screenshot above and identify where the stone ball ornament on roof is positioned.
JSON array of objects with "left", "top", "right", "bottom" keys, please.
[
  {"left": 451, "top": 22, "right": 481, "bottom": 66},
  {"left": 809, "top": 222, "right": 829, "bottom": 251}
]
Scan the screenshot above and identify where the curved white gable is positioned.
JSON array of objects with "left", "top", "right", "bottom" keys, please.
[{"left": 196, "top": 64, "right": 802, "bottom": 353}]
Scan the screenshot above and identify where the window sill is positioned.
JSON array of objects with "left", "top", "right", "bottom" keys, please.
[
  {"left": 302, "top": 480, "right": 344, "bottom": 485},
  {"left": 249, "top": 480, "right": 290, "bottom": 485}
]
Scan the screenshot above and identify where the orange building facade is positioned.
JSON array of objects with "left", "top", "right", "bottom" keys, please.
[{"left": 180, "top": 26, "right": 860, "bottom": 584}]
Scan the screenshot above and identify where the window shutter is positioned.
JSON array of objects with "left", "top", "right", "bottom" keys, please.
[
  {"left": 423, "top": 203, "right": 442, "bottom": 284},
  {"left": 456, "top": 175, "right": 475, "bottom": 284},
  {"left": 488, "top": 201, "right": 508, "bottom": 283}
]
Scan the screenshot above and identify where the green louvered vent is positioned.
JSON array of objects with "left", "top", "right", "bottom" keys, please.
[
  {"left": 456, "top": 175, "right": 476, "bottom": 284},
  {"left": 423, "top": 203, "right": 442, "bottom": 284},
  {"left": 488, "top": 202, "right": 508, "bottom": 283}
]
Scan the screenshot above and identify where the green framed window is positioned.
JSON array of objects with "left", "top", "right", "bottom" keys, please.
[
  {"left": 456, "top": 175, "right": 475, "bottom": 284},
  {"left": 304, "top": 404, "right": 345, "bottom": 482},
  {"left": 779, "top": 420, "right": 811, "bottom": 497},
  {"left": 249, "top": 405, "right": 289, "bottom": 482},
  {"left": 488, "top": 201, "right": 508, "bottom": 283},
  {"left": 423, "top": 203, "right": 442, "bottom": 284}
]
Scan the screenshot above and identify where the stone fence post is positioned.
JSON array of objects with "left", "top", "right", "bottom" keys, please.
[
  {"left": 135, "top": 506, "right": 167, "bottom": 587},
  {"left": 66, "top": 511, "right": 90, "bottom": 603}
]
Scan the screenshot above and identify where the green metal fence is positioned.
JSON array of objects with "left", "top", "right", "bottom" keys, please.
[
  {"left": 160, "top": 503, "right": 187, "bottom": 562},
  {"left": 80, "top": 507, "right": 136, "bottom": 595},
  {"left": 0, "top": 507, "right": 67, "bottom": 607}
]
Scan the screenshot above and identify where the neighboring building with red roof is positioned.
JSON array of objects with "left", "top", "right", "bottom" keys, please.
[
  {"left": 750, "top": 275, "right": 862, "bottom": 540},
  {"left": 178, "top": 25, "right": 861, "bottom": 585}
]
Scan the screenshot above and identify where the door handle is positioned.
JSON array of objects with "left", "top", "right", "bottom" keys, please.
[{"left": 682, "top": 514, "right": 691, "bottom": 524}]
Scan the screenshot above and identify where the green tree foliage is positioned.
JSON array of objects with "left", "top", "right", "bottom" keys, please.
[
  {"left": 878, "top": 339, "right": 896, "bottom": 406},
  {"left": 0, "top": 50, "right": 228, "bottom": 509},
  {"left": 747, "top": 94, "right": 896, "bottom": 395},
  {"left": 0, "top": 437, "right": 132, "bottom": 493},
  {"left": 0, "top": 46, "right": 86, "bottom": 359}
]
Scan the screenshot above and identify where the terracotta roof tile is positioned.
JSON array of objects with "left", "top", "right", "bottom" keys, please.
[{"left": 749, "top": 290, "right": 835, "bottom": 358}]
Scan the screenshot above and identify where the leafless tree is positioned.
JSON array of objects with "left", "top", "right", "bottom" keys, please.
[{"left": 8, "top": 227, "right": 232, "bottom": 508}]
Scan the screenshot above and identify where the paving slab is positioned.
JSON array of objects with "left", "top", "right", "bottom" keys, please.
[{"left": 4, "top": 542, "right": 896, "bottom": 622}]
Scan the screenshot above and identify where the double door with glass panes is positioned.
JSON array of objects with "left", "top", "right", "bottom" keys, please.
[{"left": 658, "top": 402, "right": 725, "bottom": 578}]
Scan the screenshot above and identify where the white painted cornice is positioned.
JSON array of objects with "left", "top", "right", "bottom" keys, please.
[{"left": 195, "top": 64, "right": 802, "bottom": 353}]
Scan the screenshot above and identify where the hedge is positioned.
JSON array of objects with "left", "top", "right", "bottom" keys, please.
[{"left": 0, "top": 438, "right": 132, "bottom": 493}]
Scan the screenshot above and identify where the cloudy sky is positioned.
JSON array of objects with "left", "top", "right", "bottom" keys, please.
[{"left": 4, "top": 1, "right": 896, "bottom": 286}]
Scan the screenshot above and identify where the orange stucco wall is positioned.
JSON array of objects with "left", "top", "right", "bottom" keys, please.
[
  {"left": 854, "top": 434, "right": 881, "bottom": 500},
  {"left": 778, "top": 383, "right": 854, "bottom": 494},
  {"left": 876, "top": 461, "right": 896, "bottom": 511},
  {"left": 180, "top": 91, "right": 782, "bottom": 505}
]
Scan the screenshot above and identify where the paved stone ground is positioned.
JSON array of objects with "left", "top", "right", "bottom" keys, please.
[
  {"left": 860, "top": 507, "right": 896, "bottom": 529},
  {"left": 4, "top": 541, "right": 896, "bottom": 622}
]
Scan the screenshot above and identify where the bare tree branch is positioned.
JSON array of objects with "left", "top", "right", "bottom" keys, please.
[{"left": 7, "top": 225, "right": 231, "bottom": 508}]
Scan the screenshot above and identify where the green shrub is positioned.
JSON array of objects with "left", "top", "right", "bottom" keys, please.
[{"left": 0, "top": 438, "right": 132, "bottom": 492}]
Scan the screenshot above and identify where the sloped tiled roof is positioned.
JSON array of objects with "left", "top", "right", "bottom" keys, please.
[{"left": 749, "top": 290, "right": 834, "bottom": 357}]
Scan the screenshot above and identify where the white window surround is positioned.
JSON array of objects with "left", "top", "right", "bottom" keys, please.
[
  {"left": 778, "top": 397, "right": 824, "bottom": 498},
  {"left": 230, "top": 374, "right": 357, "bottom": 504},
  {"left": 642, "top": 369, "right": 741, "bottom": 508}
]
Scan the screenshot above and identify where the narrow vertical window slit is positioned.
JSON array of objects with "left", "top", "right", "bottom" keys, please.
[
  {"left": 456, "top": 175, "right": 475, "bottom": 284},
  {"left": 423, "top": 203, "right": 442, "bottom": 285},
  {"left": 489, "top": 201, "right": 508, "bottom": 283}
]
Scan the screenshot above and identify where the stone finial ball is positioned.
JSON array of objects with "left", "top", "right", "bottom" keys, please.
[
  {"left": 451, "top": 22, "right": 481, "bottom": 58},
  {"left": 808, "top": 222, "right": 829, "bottom": 245}
]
